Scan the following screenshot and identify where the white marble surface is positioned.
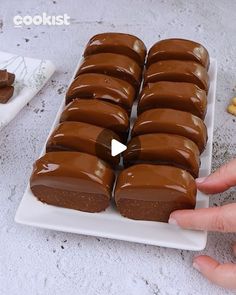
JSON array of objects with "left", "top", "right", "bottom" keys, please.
[{"left": 0, "top": 0, "right": 236, "bottom": 294}]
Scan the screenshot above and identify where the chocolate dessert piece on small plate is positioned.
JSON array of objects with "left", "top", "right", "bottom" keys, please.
[{"left": 0, "top": 51, "right": 55, "bottom": 130}]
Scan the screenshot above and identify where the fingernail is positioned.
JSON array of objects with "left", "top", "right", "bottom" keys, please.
[
  {"left": 193, "top": 262, "right": 201, "bottom": 272},
  {"left": 196, "top": 177, "right": 207, "bottom": 184},
  {"left": 168, "top": 217, "right": 178, "bottom": 226}
]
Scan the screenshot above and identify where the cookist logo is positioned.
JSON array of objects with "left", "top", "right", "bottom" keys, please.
[{"left": 13, "top": 12, "right": 70, "bottom": 28}]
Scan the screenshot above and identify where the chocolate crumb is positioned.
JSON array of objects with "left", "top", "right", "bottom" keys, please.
[
  {"left": 34, "top": 108, "right": 40, "bottom": 114},
  {"left": 57, "top": 87, "right": 65, "bottom": 95},
  {"left": 0, "top": 19, "right": 3, "bottom": 32}
]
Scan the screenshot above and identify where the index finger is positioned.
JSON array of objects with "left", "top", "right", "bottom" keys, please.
[
  {"left": 196, "top": 159, "right": 236, "bottom": 194},
  {"left": 169, "top": 203, "right": 236, "bottom": 232}
]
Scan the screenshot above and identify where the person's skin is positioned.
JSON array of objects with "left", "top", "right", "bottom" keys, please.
[{"left": 168, "top": 159, "right": 236, "bottom": 289}]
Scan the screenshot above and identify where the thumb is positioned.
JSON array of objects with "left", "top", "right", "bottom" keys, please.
[
  {"left": 193, "top": 255, "right": 236, "bottom": 289},
  {"left": 196, "top": 159, "right": 236, "bottom": 194}
]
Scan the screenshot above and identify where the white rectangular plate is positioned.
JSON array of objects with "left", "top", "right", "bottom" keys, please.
[
  {"left": 0, "top": 51, "right": 55, "bottom": 130},
  {"left": 15, "top": 58, "right": 217, "bottom": 251}
]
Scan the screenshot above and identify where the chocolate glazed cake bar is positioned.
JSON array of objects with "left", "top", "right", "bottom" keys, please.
[
  {"left": 30, "top": 152, "right": 115, "bottom": 213},
  {"left": 60, "top": 99, "right": 129, "bottom": 140},
  {"left": 0, "top": 69, "right": 15, "bottom": 104},
  {"left": 115, "top": 38, "right": 210, "bottom": 222},
  {"left": 132, "top": 108, "right": 207, "bottom": 153},
  {"left": 146, "top": 38, "right": 210, "bottom": 69},
  {"left": 123, "top": 133, "right": 200, "bottom": 178},
  {"left": 115, "top": 165, "right": 197, "bottom": 222},
  {"left": 138, "top": 81, "right": 207, "bottom": 119},
  {"left": 30, "top": 33, "right": 146, "bottom": 213},
  {"left": 46, "top": 121, "right": 121, "bottom": 167},
  {"left": 144, "top": 60, "right": 209, "bottom": 92},
  {"left": 75, "top": 53, "right": 142, "bottom": 89},
  {"left": 83, "top": 32, "right": 146, "bottom": 66},
  {"left": 65, "top": 73, "right": 135, "bottom": 112}
]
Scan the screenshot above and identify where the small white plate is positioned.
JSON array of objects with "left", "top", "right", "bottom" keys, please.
[
  {"left": 15, "top": 58, "right": 217, "bottom": 251},
  {"left": 0, "top": 51, "right": 55, "bottom": 130}
]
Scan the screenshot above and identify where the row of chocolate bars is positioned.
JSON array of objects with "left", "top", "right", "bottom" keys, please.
[{"left": 30, "top": 33, "right": 210, "bottom": 223}]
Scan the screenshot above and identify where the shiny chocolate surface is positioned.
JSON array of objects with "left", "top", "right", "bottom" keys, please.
[
  {"left": 144, "top": 60, "right": 209, "bottom": 92},
  {"left": 123, "top": 133, "right": 200, "bottom": 177},
  {"left": 147, "top": 38, "right": 210, "bottom": 69},
  {"left": 76, "top": 53, "right": 142, "bottom": 88},
  {"left": 30, "top": 152, "right": 115, "bottom": 213},
  {"left": 138, "top": 81, "right": 207, "bottom": 118},
  {"left": 46, "top": 121, "right": 121, "bottom": 166},
  {"left": 84, "top": 32, "right": 147, "bottom": 66},
  {"left": 115, "top": 164, "right": 196, "bottom": 222},
  {"left": 65, "top": 73, "right": 135, "bottom": 111},
  {"left": 60, "top": 99, "right": 129, "bottom": 136},
  {"left": 132, "top": 108, "right": 207, "bottom": 153}
]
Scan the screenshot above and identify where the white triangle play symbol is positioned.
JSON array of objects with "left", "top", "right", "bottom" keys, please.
[{"left": 111, "top": 139, "right": 127, "bottom": 157}]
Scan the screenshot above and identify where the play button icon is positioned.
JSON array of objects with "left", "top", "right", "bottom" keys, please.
[{"left": 111, "top": 139, "right": 127, "bottom": 157}]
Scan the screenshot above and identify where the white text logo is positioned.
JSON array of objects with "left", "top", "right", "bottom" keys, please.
[{"left": 13, "top": 13, "right": 70, "bottom": 28}]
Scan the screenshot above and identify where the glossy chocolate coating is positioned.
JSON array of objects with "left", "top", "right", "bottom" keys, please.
[
  {"left": 138, "top": 81, "right": 207, "bottom": 119},
  {"left": 60, "top": 99, "right": 129, "bottom": 138},
  {"left": 147, "top": 38, "right": 210, "bottom": 69},
  {"left": 30, "top": 152, "right": 115, "bottom": 213},
  {"left": 46, "top": 121, "right": 120, "bottom": 167},
  {"left": 123, "top": 133, "right": 200, "bottom": 177},
  {"left": 0, "top": 70, "right": 15, "bottom": 87},
  {"left": 0, "top": 86, "right": 14, "bottom": 103},
  {"left": 76, "top": 53, "right": 142, "bottom": 89},
  {"left": 144, "top": 60, "right": 209, "bottom": 92},
  {"left": 65, "top": 73, "right": 135, "bottom": 111},
  {"left": 132, "top": 108, "right": 207, "bottom": 153},
  {"left": 115, "top": 164, "right": 196, "bottom": 222},
  {"left": 84, "top": 32, "right": 147, "bottom": 67}
]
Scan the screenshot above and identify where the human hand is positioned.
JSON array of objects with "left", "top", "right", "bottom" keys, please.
[{"left": 168, "top": 159, "right": 236, "bottom": 289}]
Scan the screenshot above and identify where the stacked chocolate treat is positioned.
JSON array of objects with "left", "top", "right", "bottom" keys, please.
[
  {"left": 30, "top": 33, "right": 146, "bottom": 213},
  {"left": 30, "top": 35, "right": 210, "bottom": 223},
  {"left": 0, "top": 69, "right": 15, "bottom": 103},
  {"left": 115, "top": 38, "right": 210, "bottom": 222}
]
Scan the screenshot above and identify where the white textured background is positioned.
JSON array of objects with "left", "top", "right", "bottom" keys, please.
[{"left": 0, "top": 0, "right": 236, "bottom": 294}]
